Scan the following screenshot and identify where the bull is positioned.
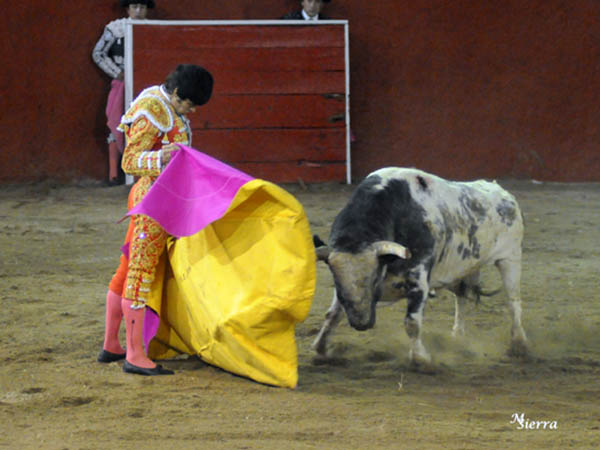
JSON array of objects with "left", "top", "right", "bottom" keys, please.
[{"left": 313, "top": 167, "right": 528, "bottom": 365}]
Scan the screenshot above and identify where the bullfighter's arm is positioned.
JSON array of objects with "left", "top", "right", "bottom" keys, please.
[
  {"left": 92, "top": 27, "right": 122, "bottom": 79},
  {"left": 120, "top": 117, "right": 164, "bottom": 177}
]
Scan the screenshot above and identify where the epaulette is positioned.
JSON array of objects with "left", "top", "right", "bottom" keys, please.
[{"left": 120, "top": 86, "right": 174, "bottom": 133}]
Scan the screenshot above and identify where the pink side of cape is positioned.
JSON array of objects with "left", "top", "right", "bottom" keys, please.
[
  {"left": 143, "top": 308, "right": 160, "bottom": 352},
  {"left": 127, "top": 145, "right": 254, "bottom": 237}
]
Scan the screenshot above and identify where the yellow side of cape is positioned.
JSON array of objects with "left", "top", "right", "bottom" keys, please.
[{"left": 145, "top": 179, "right": 315, "bottom": 388}]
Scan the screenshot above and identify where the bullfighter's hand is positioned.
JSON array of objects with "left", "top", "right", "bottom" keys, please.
[{"left": 161, "top": 143, "right": 180, "bottom": 166}]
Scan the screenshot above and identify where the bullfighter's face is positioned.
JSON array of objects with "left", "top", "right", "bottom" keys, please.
[{"left": 169, "top": 89, "right": 197, "bottom": 115}]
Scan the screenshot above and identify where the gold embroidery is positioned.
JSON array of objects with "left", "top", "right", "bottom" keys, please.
[
  {"left": 121, "top": 118, "right": 163, "bottom": 178},
  {"left": 119, "top": 86, "right": 192, "bottom": 302},
  {"left": 124, "top": 213, "right": 168, "bottom": 300},
  {"left": 122, "top": 90, "right": 172, "bottom": 131}
]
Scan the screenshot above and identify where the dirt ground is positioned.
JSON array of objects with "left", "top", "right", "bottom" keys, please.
[{"left": 1, "top": 177, "right": 599, "bottom": 449}]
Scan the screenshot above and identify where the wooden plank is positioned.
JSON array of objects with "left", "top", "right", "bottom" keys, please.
[
  {"left": 185, "top": 95, "right": 346, "bottom": 129},
  {"left": 229, "top": 161, "right": 347, "bottom": 183},
  {"left": 134, "top": 63, "right": 345, "bottom": 95},
  {"left": 193, "top": 128, "right": 346, "bottom": 162},
  {"left": 133, "top": 25, "right": 345, "bottom": 49},
  {"left": 196, "top": 69, "right": 344, "bottom": 94},
  {"left": 130, "top": 23, "right": 349, "bottom": 183},
  {"left": 133, "top": 47, "right": 345, "bottom": 72}
]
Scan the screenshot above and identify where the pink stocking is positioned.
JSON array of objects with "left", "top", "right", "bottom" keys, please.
[
  {"left": 102, "top": 290, "right": 125, "bottom": 354},
  {"left": 122, "top": 298, "right": 156, "bottom": 369}
]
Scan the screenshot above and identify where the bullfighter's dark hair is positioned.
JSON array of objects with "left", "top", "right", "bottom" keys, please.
[
  {"left": 121, "top": 0, "right": 155, "bottom": 8},
  {"left": 164, "top": 64, "right": 214, "bottom": 106}
]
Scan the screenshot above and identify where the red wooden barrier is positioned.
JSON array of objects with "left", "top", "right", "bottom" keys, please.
[{"left": 127, "top": 21, "right": 350, "bottom": 183}]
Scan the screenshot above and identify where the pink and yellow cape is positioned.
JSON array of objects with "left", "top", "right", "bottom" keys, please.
[{"left": 129, "top": 146, "right": 315, "bottom": 388}]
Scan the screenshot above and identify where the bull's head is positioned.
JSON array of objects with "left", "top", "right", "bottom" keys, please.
[{"left": 315, "top": 238, "right": 410, "bottom": 330}]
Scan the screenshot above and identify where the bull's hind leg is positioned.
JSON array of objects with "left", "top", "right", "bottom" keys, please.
[
  {"left": 312, "top": 289, "right": 343, "bottom": 356},
  {"left": 451, "top": 272, "right": 480, "bottom": 337},
  {"left": 496, "top": 258, "right": 528, "bottom": 356},
  {"left": 405, "top": 267, "right": 431, "bottom": 365}
]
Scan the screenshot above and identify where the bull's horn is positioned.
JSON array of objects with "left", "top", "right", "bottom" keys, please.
[
  {"left": 315, "top": 245, "right": 331, "bottom": 262},
  {"left": 372, "top": 241, "right": 411, "bottom": 259}
]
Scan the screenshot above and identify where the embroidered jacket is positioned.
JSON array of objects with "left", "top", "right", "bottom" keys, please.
[
  {"left": 119, "top": 85, "right": 192, "bottom": 194},
  {"left": 118, "top": 85, "right": 192, "bottom": 305},
  {"left": 92, "top": 18, "right": 127, "bottom": 79}
]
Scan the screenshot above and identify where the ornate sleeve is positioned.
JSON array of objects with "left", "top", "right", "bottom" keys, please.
[
  {"left": 121, "top": 117, "right": 164, "bottom": 177},
  {"left": 92, "top": 27, "right": 122, "bottom": 79}
]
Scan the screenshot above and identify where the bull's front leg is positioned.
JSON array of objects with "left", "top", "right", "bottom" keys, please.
[
  {"left": 312, "top": 288, "right": 343, "bottom": 356},
  {"left": 404, "top": 267, "right": 431, "bottom": 365}
]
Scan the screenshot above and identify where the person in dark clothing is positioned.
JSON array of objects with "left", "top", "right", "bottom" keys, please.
[{"left": 281, "top": 0, "right": 331, "bottom": 20}]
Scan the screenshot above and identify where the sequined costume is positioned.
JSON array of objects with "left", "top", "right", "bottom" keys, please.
[
  {"left": 111, "top": 85, "right": 192, "bottom": 308},
  {"left": 93, "top": 18, "right": 127, "bottom": 146},
  {"left": 92, "top": 18, "right": 126, "bottom": 79}
]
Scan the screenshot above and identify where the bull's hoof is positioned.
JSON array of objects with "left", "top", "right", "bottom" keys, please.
[
  {"left": 507, "top": 339, "right": 529, "bottom": 359},
  {"left": 408, "top": 358, "right": 438, "bottom": 374},
  {"left": 312, "top": 342, "right": 328, "bottom": 356},
  {"left": 311, "top": 334, "right": 329, "bottom": 355},
  {"left": 451, "top": 328, "right": 465, "bottom": 339},
  {"left": 312, "top": 350, "right": 330, "bottom": 362},
  {"left": 311, "top": 341, "right": 334, "bottom": 362},
  {"left": 408, "top": 348, "right": 435, "bottom": 373},
  {"left": 408, "top": 348, "right": 431, "bottom": 365}
]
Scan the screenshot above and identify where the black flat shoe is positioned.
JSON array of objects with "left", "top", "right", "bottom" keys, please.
[
  {"left": 98, "top": 349, "right": 126, "bottom": 363},
  {"left": 122, "top": 360, "right": 174, "bottom": 376}
]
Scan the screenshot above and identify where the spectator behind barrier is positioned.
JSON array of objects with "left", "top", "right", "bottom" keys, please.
[{"left": 281, "top": 0, "right": 332, "bottom": 20}]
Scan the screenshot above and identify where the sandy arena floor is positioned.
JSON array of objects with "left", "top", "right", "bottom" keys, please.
[{"left": 1, "top": 178, "right": 599, "bottom": 449}]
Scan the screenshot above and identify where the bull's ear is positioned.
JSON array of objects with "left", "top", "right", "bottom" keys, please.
[
  {"left": 372, "top": 241, "right": 411, "bottom": 259},
  {"left": 313, "top": 234, "right": 327, "bottom": 248}
]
